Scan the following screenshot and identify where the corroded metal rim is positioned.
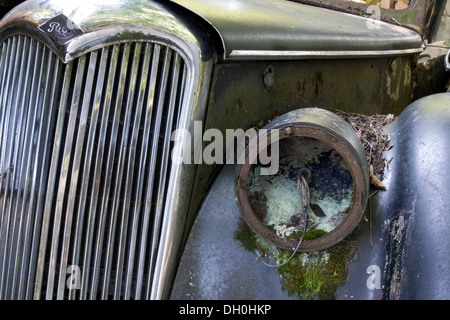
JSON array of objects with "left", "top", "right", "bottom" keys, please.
[{"left": 236, "top": 110, "right": 369, "bottom": 252}]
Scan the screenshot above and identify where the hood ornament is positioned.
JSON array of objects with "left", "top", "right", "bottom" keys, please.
[{"left": 38, "top": 14, "right": 84, "bottom": 45}]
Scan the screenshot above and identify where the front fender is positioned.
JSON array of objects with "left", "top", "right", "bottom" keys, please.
[{"left": 342, "top": 92, "right": 450, "bottom": 300}]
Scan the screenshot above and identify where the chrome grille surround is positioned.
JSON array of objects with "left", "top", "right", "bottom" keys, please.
[{"left": 0, "top": 21, "right": 205, "bottom": 299}]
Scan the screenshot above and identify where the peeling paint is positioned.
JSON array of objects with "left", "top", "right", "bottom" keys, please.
[{"left": 382, "top": 200, "right": 415, "bottom": 299}]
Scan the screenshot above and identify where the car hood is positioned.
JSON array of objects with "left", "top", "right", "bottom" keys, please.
[{"left": 171, "top": 0, "right": 423, "bottom": 59}]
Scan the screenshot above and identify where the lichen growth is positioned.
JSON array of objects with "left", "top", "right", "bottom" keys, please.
[
  {"left": 310, "top": 188, "right": 353, "bottom": 232},
  {"left": 247, "top": 137, "right": 354, "bottom": 238},
  {"left": 260, "top": 167, "right": 303, "bottom": 226},
  {"left": 238, "top": 136, "right": 359, "bottom": 299}
]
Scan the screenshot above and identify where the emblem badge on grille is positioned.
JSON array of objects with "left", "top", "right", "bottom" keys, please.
[{"left": 38, "top": 14, "right": 84, "bottom": 45}]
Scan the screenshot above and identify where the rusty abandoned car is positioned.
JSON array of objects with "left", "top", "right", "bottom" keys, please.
[{"left": 0, "top": 0, "right": 449, "bottom": 300}]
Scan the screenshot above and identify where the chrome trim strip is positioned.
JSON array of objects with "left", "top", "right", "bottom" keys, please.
[
  {"left": 146, "top": 47, "right": 174, "bottom": 299},
  {"left": 150, "top": 46, "right": 198, "bottom": 301},
  {"left": 229, "top": 48, "right": 423, "bottom": 59}
]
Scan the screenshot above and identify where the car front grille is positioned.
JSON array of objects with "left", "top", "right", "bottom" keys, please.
[{"left": 0, "top": 35, "right": 189, "bottom": 299}]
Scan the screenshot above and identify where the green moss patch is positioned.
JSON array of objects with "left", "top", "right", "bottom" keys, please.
[
  {"left": 234, "top": 218, "right": 258, "bottom": 252},
  {"left": 234, "top": 218, "right": 357, "bottom": 300},
  {"left": 302, "top": 229, "right": 328, "bottom": 241},
  {"left": 276, "top": 241, "right": 356, "bottom": 300}
]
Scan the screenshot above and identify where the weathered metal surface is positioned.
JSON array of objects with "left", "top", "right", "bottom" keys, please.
[
  {"left": 339, "top": 92, "right": 450, "bottom": 300},
  {"left": 170, "top": 165, "right": 298, "bottom": 300},
  {"left": 288, "top": 0, "right": 434, "bottom": 37},
  {"left": 171, "top": 0, "right": 422, "bottom": 59},
  {"left": 413, "top": 41, "right": 450, "bottom": 98},
  {"left": 379, "top": 92, "right": 450, "bottom": 299},
  {"left": 202, "top": 56, "right": 418, "bottom": 144}
]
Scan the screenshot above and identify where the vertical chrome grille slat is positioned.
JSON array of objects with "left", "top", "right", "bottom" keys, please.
[
  {"left": 34, "top": 60, "right": 74, "bottom": 299},
  {"left": 0, "top": 38, "right": 16, "bottom": 172},
  {"left": 23, "top": 47, "right": 63, "bottom": 299},
  {"left": 145, "top": 53, "right": 182, "bottom": 300},
  {"left": 9, "top": 36, "right": 35, "bottom": 298},
  {"left": 145, "top": 47, "right": 174, "bottom": 299},
  {"left": 3, "top": 35, "right": 29, "bottom": 299},
  {"left": 85, "top": 45, "right": 120, "bottom": 300},
  {"left": 0, "top": 42, "right": 8, "bottom": 151},
  {"left": 56, "top": 52, "right": 97, "bottom": 300},
  {"left": 123, "top": 42, "right": 153, "bottom": 300},
  {"left": 26, "top": 53, "right": 64, "bottom": 300},
  {"left": 115, "top": 42, "right": 146, "bottom": 300},
  {"left": 47, "top": 55, "right": 87, "bottom": 300},
  {"left": 112, "top": 42, "right": 144, "bottom": 300},
  {"left": 134, "top": 43, "right": 161, "bottom": 300},
  {"left": 0, "top": 36, "right": 22, "bottom": 298},
  {"left": 17, "top": 40, "right": 54, "bottom": 299},
  {"left": 72, "top": 47, "right": 108, "bottom": 300},
  {"left": 0, "top": 40, "right": 12, "bottom": 178},
  {"left": 0, "top": 34, "right": 190, "bottom": 300},
  {"left": 100, "top": 43, "right": 131, "bottom": 300},
  {"left": 139, "top": 44, "right": 163, "bottom": 299}
]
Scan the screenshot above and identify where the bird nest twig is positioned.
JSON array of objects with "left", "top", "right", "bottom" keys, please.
[{"left": 336, "top": 110, "right": 395, "bottom": 189}]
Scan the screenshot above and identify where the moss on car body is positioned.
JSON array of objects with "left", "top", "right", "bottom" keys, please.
[{"left": 234, "top": 218, "right": 356, "bottom": 300}]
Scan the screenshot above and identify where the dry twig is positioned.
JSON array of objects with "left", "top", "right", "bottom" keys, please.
[{"left": 336, "top": 110, "right": 395, "bottom": 188}]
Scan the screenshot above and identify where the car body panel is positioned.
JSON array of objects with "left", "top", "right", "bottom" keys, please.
[
  {"left": 171, "top": 0, "right": 423, "bottom": 59},
  {"left": 339, "top": 92, "right": 450, "bottom": 299},
  {"left": 291, "top": 0, "right": 435, "bottom": 38}
]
